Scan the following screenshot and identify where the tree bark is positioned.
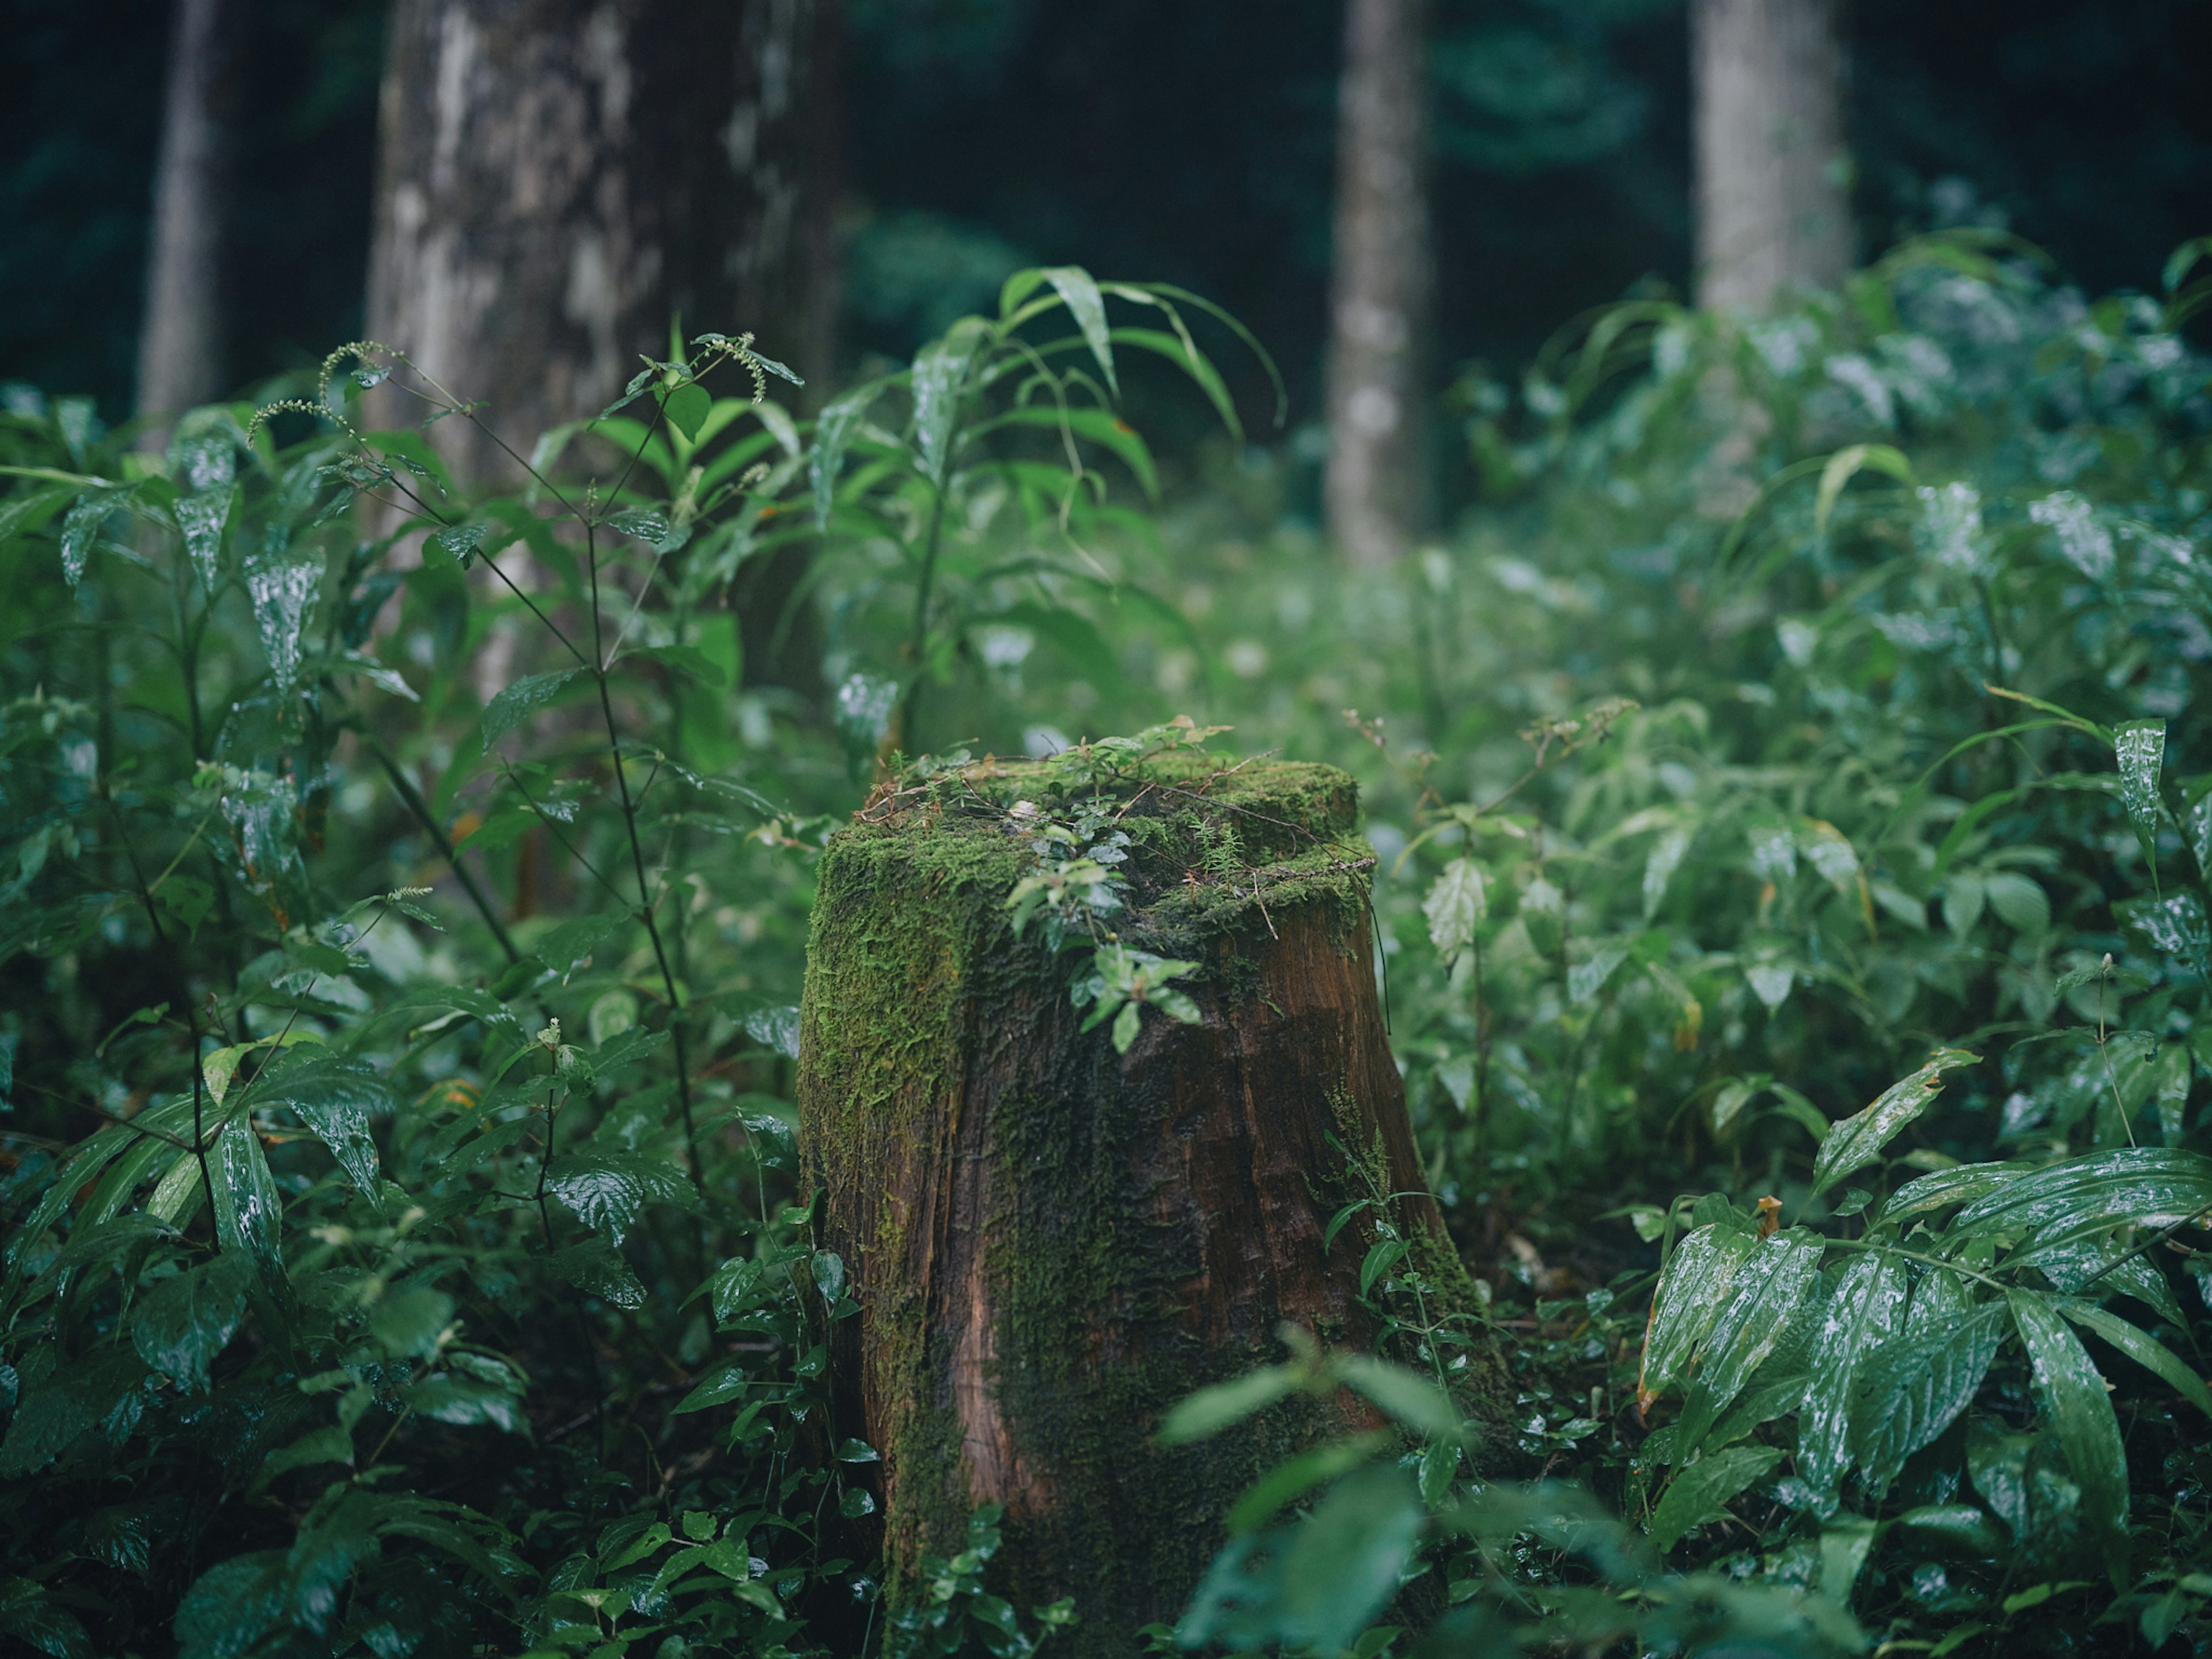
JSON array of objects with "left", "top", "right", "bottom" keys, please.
[
  {"left": 798, "top": 756, "right": 1500, "bottom": 1650},
  {"left": 136, "top": 0, "right": 240, "bottom": 434},
  {"left": 1325, "top": 0, "right": 1433, "bottom": 570},
  {"left": 364, "top": 0, "right": 842, "bottom": 484},
  {"left": 1692, "top": 0, "right": 1851, "bottom": 311}
]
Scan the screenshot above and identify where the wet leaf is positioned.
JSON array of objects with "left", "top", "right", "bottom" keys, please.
[
  {"left": 1847, "top": 1302, "right": 2006, "bottom": 1494},
  {"left": 545, "top": 1152, "right": 696, "bottom": 1244},
  {"left": 663, "top": 381, "right": 712, "bottom": 442},
  {"left": 547, "top": 1238, "right": 647, "bottom": 1309},
  {"left": 2115, "top": 720, "right": 2166, "bottom": 836},
  {"left": 1649, "top": 1444, "right": 1783, "bottom": 1552},
  {"left": 1157, "top": 1366, "right": 1296, "bottom": 1444},
  {"left": 244, "top": 544, "right": 323, "bottom": 695},
  {"left": 809, "top": 386, "right": 876, "bottom": 529},
  {"left": 1797, "top": 1252, "right": 1911, "bottom": 1496},
  {"left": 2009, "top": 1290, "right": 2129, "bottom": 1589},
  {"left": 173, "top": 488, "right": 232, "bottom": 590},
  {"left": 480, "top": 668, "right": 583, "bottom": 753},
  {"left": 1810, "top": 1050, "right": 1979, "bottom": 1199},
  {"left": 1043, "top": 266, "right": 1118, "bottom": 396},
  {"left": 1638, "top": 1217, "right": 1759, "bottom": 1407},
  {"left": 2052, "top": 1297, "right": 2212, "bottom": 1418},
  {"left": 1671, "top": 1229, "right": 1824, "bottom": 1457},
  {"left": 131, "top": 1254, "right": 255, "bottom": 1391},
  {"left": 1423, "top": 859, "right": 1486, "bottom": 961},
  {"left": 211, "top": 1117, "right": 286, "bottom": 1294}
]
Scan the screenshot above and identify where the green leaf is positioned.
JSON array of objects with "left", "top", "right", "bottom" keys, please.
[
  {"left": 0, "top": 1348, "right": 149, "bottom": 1478},
  {"left": 809, "top": 385, "right": 876, "bottom": 530},
  {"left": 1333, "top": 1354, "right": 1463, "bottom": 1440},
  {"left": 369, "top": 1285, "right": 454, "bottom": 1359},
  {"left": 1878, "top": 1161, "right": 2031, "bottom": 1226},
  {"left": 1649, "top": 1444, "right": 1784, "bottom": 1552},
  {"left": 1894, "top": 1503, "right": 2009, "bottom": 1559},
  {"left": 131, "top": 1254, "right": 255, "bottom": 1391},
  {"left": 1846, "top": 1302, "right": 2007, "bottom": 1494},
  {"left": 0, "top": 1575, "right": 94, "bottom": 1659},
  {"left": 663, "top": 381, "right": 712, "bottom": 442},
  {"left": 1423, "top": 859, "right": 1487, "bottom": 961},
  {"left": 403, "top": 1376, "right": 526, "bottom": 1433},
  {"left": 1671, "top": 1229, "right": 1825, "bottom": 1457},
  {"left": 173, "top": 487, "right": 232, "bottom": 590},
  {"left": 1797, "top": 1253, "right": 1911, "bottom": 1495},
  {"left": 1950, "top": 1147, "right": 2212, "bottom": 1252},
  {"left": 480, "top": 668, "right": 584, "bottom": 753},
  {"left": 910, "top": 318, "right": 989, "bottom": 486},
  {"left": 260, "top": 1055, "right": 388, "bottom": 1200},
  {"left": 546, "top": 1238, "right": 647, "bottom": 1309},
  {"left": 2009, "top": 1290, "right": 2130, "bottom": 1590},
  {"left": 244, "top": 545, "right": 324, "bottom": 696},
  {"left": 60, "top": 487, "right": 128, "bottom": 587},
  {"left": 430, "top": 522, "right": 487, "bottom": 567},
  {"left": 173, "top": 1551, "right": 289, "bottom": 1659},
  {"left": 1637, "top": 1218, "right": 1760, "bottom": 1405},
  {"left": 2053, "top": 1297, "right": 2212, "bottom": 1418},
  {"left": 1810, "top": 1050, "right": 1979, "bottom": 1199},
  {"left": 545, "top": 1153, "right": 696, "bottom": 1244},
  {"left": 211, "top": 1117, "right": 286, "bottom": 1294},
  {"left": 2115, "top": 721, "right": 2166, "bottom": 838},
  {"left": 626, "top": 643, "right": 727, "bottom": 688},
  {"left": 1813, "top": 442, "right": 1914, "bottom": 536},
  {"left": 1179, "top": 1465, "right": 1424, "bottom": 1655},
  {"left": 1156, "top": 1366, "right": 1297, "bottom": 1444},
  {"left": 1043, "top": 266, "right": 1118, "bottom": 396},
  {"left": 1224, "top": 1434, "right": 1390, "bottom": 1534}
]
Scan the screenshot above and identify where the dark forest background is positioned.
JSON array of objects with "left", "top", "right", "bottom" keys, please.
[{"left": 7, "top": 0, "right": 2210, "bottom": 434}]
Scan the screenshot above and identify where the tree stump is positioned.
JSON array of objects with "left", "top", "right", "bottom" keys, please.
[{"left": 797, "top": 752, "right": 1495, "bottom": 1647}]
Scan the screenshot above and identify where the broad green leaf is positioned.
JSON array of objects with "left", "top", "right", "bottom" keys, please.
[
  {"left": 2054, "top": 1297, "right": 2212, "bottom": 1418},
  {"left": 173, "top": 1551, "right": 289, "bottom": 1659},
  {"left": 1846, "top": 1302, "right": 2007, "bottom": 1494},
  {"left": 1157, "top": 1366, "right": 1297, "bottom": 1444},
  {"left": 403, "top": 1376, "right": 525, "bottom": 1433},
  {"left": 1950, "top": 1146, "right": 2212, "bottom": 1251},
  {"left": 211, "top": 1118, "right": 285, "bottom": 1294},
  {"left": 1878, "top": 1161, "right": 2031, "bottom": 1226},
  {"left": 1797, "top": 1252, "right": 1911, "bottom": 1495},
  {"left": 1637, "top": 1218, "right": 1760, "bottom": 1407},
  {"left": 910, "top": 317, "right": 989, "bottom": 486},
  {"left": 663, "top": 381, "right": 712, "bottom": 442},
  {"left": 1643, "top": 825, "right": 1690, "bottom": 919},
  {"left": 60, "top": 487, "right": 128, "bottom": 587},
  {"left": 0, "top": 1576, "right": 94, "bottom": 1659},
  {"left": 545, "top": 1153, "right": 696, "bottom": 1244},
  {"left": 173, "top": 487, "right": 232, "bottom": 590},
  {"left": 369, "top": 1285, "right": 454, "bottom": 1359},
  {"left": 1983, "top": 870, "right": 2051, "bottom": 934},
  {"left": 1895, "top": 1503, "right": 2009, "bottom": 1559},
  {"left": 1810, "top": 1050, "right": 1979, "bottom": 1199},
  {"left": 1649, "top": 1444, "right": 1783, "bottom": 1552},
  {"left": 260, "top": 1055, "right": 388, "bottom": 1200},
  {"left": 1043, "top": 266, "right": 1118, "bottom": 396},
  {"left": 1813, "top": 442, "right": 1913, "bottom": 536},
  {"left": 131, "top": 1254, "right": 254, "bottom": 1391},
  {"left": 1226, "top": 1433, "right": 1390, "bottom": 1533},
  {"left": 2009, "top": 1290, "right": 2129, "bottom": 1589},
  {"left": 2021, "top": 1236, "right": 2187, "bottom": 1327},
  {"left": 1179, "top": 1465, "right": 1423, "bottom": 1655},
  {"left": 480, "top": 668, "right": 584, "bottom": 753},
  {"left": 672, "top": 1364, "right": 759, "bottom": 1415},
  {"left": 809, "top": 385, "right": 876, "bottom": 529},
  {"left": 0, "top": 1348, "right": 148, "bottom": 1478},
  {"left": 2115, "top": 720, "right": 2166, "bottom": 836},
  {"left": 1333, "top": 1354, "right": 1463, "bottom": 1441},
  {"left": 1671, "top": 1229, "right": 1824, "bottom": 1458},
  {"left": 2156, "top": 1043, "right": 2191, "bottom": 1147},
  {"left": 1902, "top": 1266, "right": 1974, "bottom": 1341},
  {"left": 243, "top": 545, "right": 323, "bottom": 696}
]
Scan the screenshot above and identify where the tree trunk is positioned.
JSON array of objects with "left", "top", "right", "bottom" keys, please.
[
  {"left": 136, "top": 0, "right": 240, "bottom": 435},
  {"left": 1325, "top": 0, "right": 1432, "bottom": 570},
  {"left": 798, "top": 756, "right": 1499, "bottom": 1650},
  {"left": 1692, "top": 0, "right": 1851, "bottom": 311},
  {"left": 364, "top": 0, "right": 843, "bottom": 484}
]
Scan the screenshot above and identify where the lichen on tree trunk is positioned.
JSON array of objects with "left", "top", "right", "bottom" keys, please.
[{"left": 797, "top": 753, "right": 1501, "bottom": 1647}]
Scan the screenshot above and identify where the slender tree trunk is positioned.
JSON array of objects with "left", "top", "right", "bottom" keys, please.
[
  {"left": 136, "top": 0, "right": 240, "bottom": 435},
  {"left": 365, "top": 0, "right": 842, "bottom": 484},
  {"left": 799, "top": 757, "right": 1503, "bottom": 1651},
  {"left": 1692, "top": 0, "right": 1851, "bottom": 310},
  {"left": 1324, "top": 0, "right": 1432, "bottom": 570}
]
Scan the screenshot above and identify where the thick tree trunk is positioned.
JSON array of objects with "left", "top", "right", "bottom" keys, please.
[
  {"left": 135, "top": 0, "right": 240, "bottom": 434},
  {"left": 1324, "top": 0, "right": 1432, "bottom": 570},
  {"left": 365, "top": 0, "right": 842, "bottom": 484},
  {"left": 1692, "top": 0, "right": 1851, "bottom": 311},
  {"left": 798, "top": 756, "right": 1499, "bottom": 1650}
]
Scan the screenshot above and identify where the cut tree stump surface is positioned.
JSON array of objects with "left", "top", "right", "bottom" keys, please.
[{"left": 796, "top": 752, "right": 1495, "bottom": 1644}]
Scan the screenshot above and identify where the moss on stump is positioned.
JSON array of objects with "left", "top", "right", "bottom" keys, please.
[{"left": 796, "top": 753, "right": 1499, "bottom": 1647}]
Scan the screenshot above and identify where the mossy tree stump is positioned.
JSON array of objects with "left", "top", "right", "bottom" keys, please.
[{"left": 796, "top": 753, "right": 1494, "bottom": 1646}]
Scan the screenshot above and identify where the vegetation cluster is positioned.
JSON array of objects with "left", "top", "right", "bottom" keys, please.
[{"left": 2, "top": 232, "right": 2211, "bottom": 1658}]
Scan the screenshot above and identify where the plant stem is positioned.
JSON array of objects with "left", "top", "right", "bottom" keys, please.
[
  {"left": 365, "top": 736, "right": 521, "bottom": 964},
  {"left": 901, "top": 482, "right": 950, "bottom": 753},
  {"left": 585, "top": 520, "right": 706, "bottom": 1194}
]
